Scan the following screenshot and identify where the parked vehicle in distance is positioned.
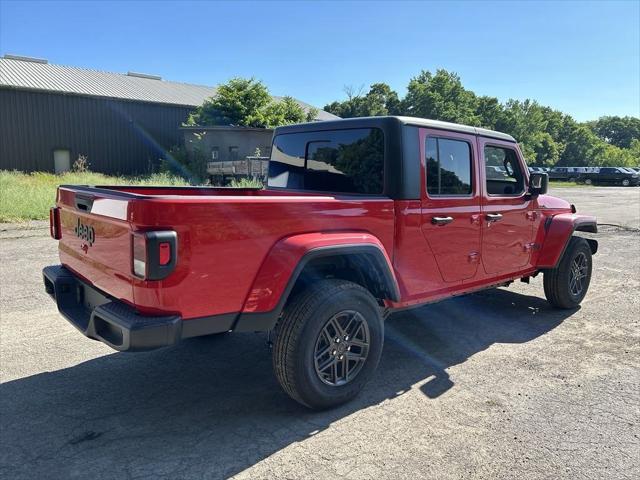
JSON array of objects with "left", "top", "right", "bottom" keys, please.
[
  {"left": 548, "top": 167, "right": 578, "bottom": 182},
  {"left": 43, "top": 116, "right": 598, "bottom": 409},
  {"left": 549, "top": 167, "right": 596, "bottom": 182},
  {"left": 581, "top": 167, "right": 640, "bottom": 186}
]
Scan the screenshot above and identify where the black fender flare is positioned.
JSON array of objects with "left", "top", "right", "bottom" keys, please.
[{"left": 233, "top": 244, "right": 400, "bottom": 332}]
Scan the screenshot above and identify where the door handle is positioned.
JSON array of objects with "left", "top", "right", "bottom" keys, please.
[
  {"left": 485, "top": 213, "right": 503, "bottom": 222},
  {"left": 75, "top": 195, "right": 94, "bottom": 212},
  {"left": 431, "top": 216, "right": 454, "bottom": 226}
]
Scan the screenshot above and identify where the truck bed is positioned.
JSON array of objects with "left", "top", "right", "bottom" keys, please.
[{"left": 54, "top": 185, "right": 395, "bottom": 320}]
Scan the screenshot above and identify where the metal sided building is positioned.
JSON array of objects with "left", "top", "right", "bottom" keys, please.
[{"left": 0, "top": 55, "right": 337, "bottom": 174}]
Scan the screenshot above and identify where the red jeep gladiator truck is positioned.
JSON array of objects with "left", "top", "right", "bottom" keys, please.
[{"left": 44, "top": 116, "right": 597, "bottom": 409}]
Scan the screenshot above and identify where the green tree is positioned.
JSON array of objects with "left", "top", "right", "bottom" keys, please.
[
  {"left": 324, "top": 83, "right": 400, "bottom": 118},
  {"left": 496, "top": 100, "right": 546, "bottom": 142},
  {"left": 261, "top": 96, "right": 314, "bottom": 126},
  {"left": 596, "top": 143, "right": 636, "bottom": 167},
  {"left": 558, "top": 124, "right": 602, "bottom": 166},
  {"left": 589, "top": 116, "right": 640, "bottom": 149},
  {"left": 187, "top": 78, "right": 315, "bottom": 128},
  {"left": 365, "top": 83, "right": 401, "bottom": 116},
  {"left": 629, "top": 139, "right": 640, "bottom": 164},
  {"left": 529, "top": 131, "right": 562, "bottom": 167},
  {"left": 475, "top": 96, "right": 503, "bottom": 129},
  {"left": 402, "top": 70, "right": 479, "bottom": 125},
  {"left": 539, "top": 106, "right": 567, "bottom": 140},
  {"left": 321, "top": 68, "right": 638, "bottom": 168}
]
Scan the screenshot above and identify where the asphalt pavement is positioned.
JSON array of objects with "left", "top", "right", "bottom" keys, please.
[{"left": 1, "top": 186, "right": 638, "bottom": 479}]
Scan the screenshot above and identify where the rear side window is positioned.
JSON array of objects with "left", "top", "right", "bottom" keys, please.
[
  {"left": 426, "top": 137, "right": 472, "bottom": 196},
  {"left": 268, "top": 128, "right": 384, "bottom": 194}
]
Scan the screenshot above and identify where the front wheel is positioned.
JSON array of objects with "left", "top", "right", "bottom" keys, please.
[
  {"left": 622, "top": 179, "right": 631, "bottom": 187},
  {"left": 272, "top": 279, "right": 384, "bottom": 409},
  {"left": 544, "top": 237, "right": 593, "bottom": 309},
  {"left": 585, "top": 178, "right": 593, "bottom": 185}
]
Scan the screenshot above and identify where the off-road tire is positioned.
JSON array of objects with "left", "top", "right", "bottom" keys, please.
[
  {"left": 544, "top": 236, "right": 592, "bottom": 309},
  {"left": 273, "top": 279, "right": 384, "bottom": 409}
]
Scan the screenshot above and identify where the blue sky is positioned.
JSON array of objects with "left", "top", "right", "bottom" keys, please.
[{"left": 1, "top": 0, "right": 638, "bottom": 121}]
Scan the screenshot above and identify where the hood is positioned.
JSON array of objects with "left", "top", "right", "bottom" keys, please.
[{"left": 536, "top": 194, "right": 572, "bottom": 211}]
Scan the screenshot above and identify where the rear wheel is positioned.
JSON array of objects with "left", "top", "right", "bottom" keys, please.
[
  {"left": 544, "top": 237, "right": 592, "bottom": 309},
  {"left": 273, "top": 279, "right": 384, "bottom": 409},
  {"left": 585, "top": 178, "right": 593, "bottom": 185}
]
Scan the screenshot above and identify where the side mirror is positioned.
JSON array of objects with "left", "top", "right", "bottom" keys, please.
[{"left": 528, "top": 172, "right": 548, "bottom": 196}]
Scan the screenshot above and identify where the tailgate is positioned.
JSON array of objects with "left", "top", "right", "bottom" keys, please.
[{"left": 56, "top": 186, "right": 134, "bottom": 304}]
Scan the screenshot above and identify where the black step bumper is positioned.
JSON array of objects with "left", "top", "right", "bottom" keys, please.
[{"left": 43, "top": 265, "right": 182, "bottom": 352}]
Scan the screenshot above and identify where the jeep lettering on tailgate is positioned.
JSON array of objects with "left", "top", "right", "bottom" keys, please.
[{"left": 74, "top": 218, "right": 95, "bottom": 246}]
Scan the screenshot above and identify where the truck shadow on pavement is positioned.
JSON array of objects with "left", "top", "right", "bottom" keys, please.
[{"left": 1, "top": 288, "right": 575, "bottom": 479}]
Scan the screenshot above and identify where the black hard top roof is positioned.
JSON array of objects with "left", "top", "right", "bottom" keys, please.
[{"left": 274, "top": 116, "right": 516, "bottom": 143}]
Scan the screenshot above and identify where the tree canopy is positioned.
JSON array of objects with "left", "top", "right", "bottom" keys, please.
[
  {"left": 587, "top": 116, "right": 640, "bottom": 149},
  {"left": 324, "top": 70, "right": 639, "bottom": 167},
  {"left": 187, "top": 77, "right": 317, "bottom": 129}
]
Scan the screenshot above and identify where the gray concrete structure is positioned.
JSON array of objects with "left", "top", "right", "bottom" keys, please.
[{"left": 181, "top": 126, "right": 274, "bottom": 163}]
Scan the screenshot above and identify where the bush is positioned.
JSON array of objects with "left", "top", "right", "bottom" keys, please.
[
  {"left": 71, "top": 154, "right": 90, "bottom": 173},
  {"left": 161, "top": 143, "right": 209, "bottom": 184}
]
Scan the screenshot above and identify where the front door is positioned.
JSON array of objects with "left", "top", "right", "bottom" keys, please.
[
  {"left": 420, "top": 129, "right": 482, "bottom": 283},
  {"left": 479, "top": 138, "right": 534, "bottom": 275}
]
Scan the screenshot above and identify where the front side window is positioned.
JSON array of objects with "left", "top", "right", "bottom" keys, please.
[
  {"left": 426, "top": 137, "right": 472, "bottom": 196},
  {"left": 484, "top": 145, "right": 525, "bottom": 195},
  {"left": 268, "top": 128, "right": 384, "bottom": 194}
]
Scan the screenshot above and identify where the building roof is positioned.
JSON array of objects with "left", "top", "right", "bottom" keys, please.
[{"left": 0, "top": 55, "right": 338, "bottom": 121}]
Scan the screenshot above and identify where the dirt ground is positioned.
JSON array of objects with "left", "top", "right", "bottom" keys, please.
[{"left": 1, "top": 186, "right": 639, "bottom": 479}]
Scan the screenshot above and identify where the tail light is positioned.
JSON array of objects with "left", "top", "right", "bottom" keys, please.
[
  {"left": 49, "top": 207, "right": 61, "bottom": 239},
  {"left": 131, "top": 231, "right": 178, "bottom": 280}
]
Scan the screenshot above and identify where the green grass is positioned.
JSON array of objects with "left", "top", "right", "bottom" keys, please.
[
  {"left": 0, "top": 170, "right": 189, "bottom": 222},
  {"left": 228, "top": 177, "right": 263, "bottom": 188},
  {"left": 548, "top": 181, "right": 589, "bottom": 188}
]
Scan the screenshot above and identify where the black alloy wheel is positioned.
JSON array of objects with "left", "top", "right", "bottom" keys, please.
[{"left": 313, "top": 310, "right": 370, "bottom": 386}]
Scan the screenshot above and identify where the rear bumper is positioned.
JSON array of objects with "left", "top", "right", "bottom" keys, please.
[{"left": 43, "top": 265, "right": 235, "bottom": 352}]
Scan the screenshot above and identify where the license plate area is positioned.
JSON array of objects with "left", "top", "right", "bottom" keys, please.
[{"left": 78, "top": 283, "right": 111, "bottom": 311}]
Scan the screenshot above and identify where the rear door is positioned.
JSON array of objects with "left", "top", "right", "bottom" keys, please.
[
  {"left": 479, "top": 138, "right": 535, "bottom": 275},
  {"left": 420, "top": 129, "right": 482, "bottom": 283}
]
